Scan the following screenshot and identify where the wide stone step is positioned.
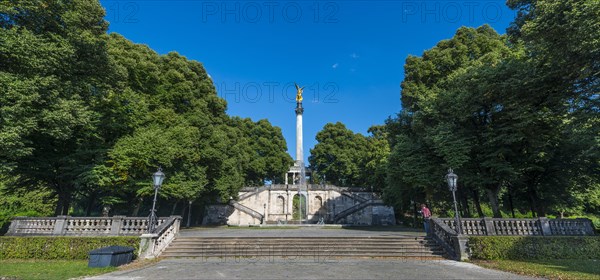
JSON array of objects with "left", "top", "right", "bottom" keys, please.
[
  {"left": 175, "top": 236, "right": 429, "bottom": 240},
  {"left": 161, "top": 236, "right": 448, "bottom": 260},
  {"left": 161, "top": 252, "right": 446, "bottom": 258},
  {"left": 173, "top": 240, "right": 437, "bottom": 246},
  {"left": 168, "top": 246, "right": 442, "bottom": 252},
  {"left": 166, "top": 244, "right": 442, "bottom": 248}
]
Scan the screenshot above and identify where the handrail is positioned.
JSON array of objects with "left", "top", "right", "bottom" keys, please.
[
  {"left": 333, "top": 200, "right": 385, "bottom": 222},
  {"left": 341, "top": 191, "right": 369, "bottom": 203},
  {"left": 229, "top": 200, "right": 264, "bottom": 220},
  {"left": 138, "top": 216, "right": 181, "bottom": 259},
  {"left": 430, "top": 218, "right": 460, "bottom": 260}
]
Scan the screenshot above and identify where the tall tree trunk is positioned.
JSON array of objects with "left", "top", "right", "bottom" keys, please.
[
  {"left": 507, "top": 184, "right": 516, "bottom": 218},
  {"left": 472, "top": 189, "right": 484, "bottom": 217},
  {"left": 485, "top": 187, "right": 502, "bottom": 218},
  {"left": 528, "top": 195, "right": 537, "bottom": 218},
  {"left": 459, "top": 187, "right": 471, "bottom": 218},
  {"left": 54, "top": 195, "right": 64, "bottom": 216},
  {"left": 171, "top": 200, "right": 179, "bottom": 216},
  {"left": 54, "top": 189, "right": 71, "bottom": 216},
  {"left": 85, "top": 192, "right": 96, "bottom": 216},
  {"left": 131, "top": 197, "right": 143, "bottom": 216},
  {"left": 528, "top": 187, "right": 545, "bottom": 217}
]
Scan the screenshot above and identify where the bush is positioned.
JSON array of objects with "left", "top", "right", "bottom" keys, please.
[
  {"left": 469, "top": 236, "right": 600, "bottom": 260},
  {"left": 0, "top": 237, "right": 140, "bottom": 260}
]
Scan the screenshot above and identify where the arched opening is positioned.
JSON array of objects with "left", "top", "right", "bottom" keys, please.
[
  {"left": 314, "top": 196, "right": 325, "bottom": 220},
  {"left": 276, "top": 196, "right": 285, "bottom": 214},
  {"left": 292, "top": 194, "right": 307, "bottom": 220},
  {"left": 313, "top": 196, "right": 323, "bottom": 212}
]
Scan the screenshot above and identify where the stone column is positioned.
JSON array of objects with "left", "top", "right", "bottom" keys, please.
[
  {"left": 538, "top": 217, "right": 552, "bottom": 236},
  {"left": 53, "top": 216, "right": 69, "bottom": 235},
  {"left": 296, "top": 104, "right": 303, "bottom": 162},
  {"left": 110, "top": 215, "right": 126, "bottom": 235}
]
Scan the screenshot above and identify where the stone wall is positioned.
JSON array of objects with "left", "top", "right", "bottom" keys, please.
[{"left": 203, "top": 184, "right": 396, "bottom": 226}]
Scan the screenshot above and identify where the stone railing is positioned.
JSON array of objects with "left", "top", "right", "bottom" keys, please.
[
  {"left": 341, "top": 191, "right": 369, "bottom": 203},
  {"left": 430, "top": 218, "right": 468, "bottom": 261},
  {"left": 229, "top": 200, "right": 264, "bottom": 220},
  {"left": 439, "top": 217, "right": 595, "bottom": 236},
  {"left": 333, "top": 200, "right": 384, "bottom": 222},
  {"left": 239, "top": 184, "right": 371, "bottom": 193},
  {"left": 139, "top": 216, "right": 181, "bottom": 259},
  {"left": 6, "top": 216, "right": 168, "bottom": 236},
  {"left": 431, "top": 217, "right": 595, "bottom": 261}
]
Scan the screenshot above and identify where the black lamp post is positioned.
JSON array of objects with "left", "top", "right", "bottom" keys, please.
[
  {"left": 446, "top": 168, "right": 462, "bottom": 234},
  {"left": 148, "top": 167, "right": 165, "bottom": 233}
]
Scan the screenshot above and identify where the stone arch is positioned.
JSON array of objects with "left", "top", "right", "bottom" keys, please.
[
  {"left": 312, "top": 196, "right": 323, "bottom": 213},
  {"left": 292, "top": 194, "right": 307, "bottom": 220},
  {"left": 276, "top": 195, "right": 285, "bottom": 214}
]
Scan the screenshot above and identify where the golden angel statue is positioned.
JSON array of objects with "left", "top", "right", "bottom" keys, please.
[{"left": 295, "top": 83, "right": 305, "bottom": 103}]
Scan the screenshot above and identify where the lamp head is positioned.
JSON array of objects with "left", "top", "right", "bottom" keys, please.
[
  {"left": 152, "top": 167, "right": 166, "bottom": 189},
  {"left": 446, "top": 168, "right": 458, "bottom": 191}
]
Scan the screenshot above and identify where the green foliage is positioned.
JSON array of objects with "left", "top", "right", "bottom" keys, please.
[
  {"left": 0, "top": 237, "right": 139, "bottom": 260},
  {"left": 0, "top": 0, "right": 292, "bottom": 218},
  {"left": 0, "top": 183, "right": 55, "bottom": 231},
  {"left": 385, "top": 1, "right": 600, "bottom": 220},
  {"left": 469, "top": 236, "right": 600, "bottom": 260},
  {"left": 309, "top": 122, "right": 389, "bottom": 189},
  {"left": 292, "top": 195, "right": 307, "bottom": 220}
]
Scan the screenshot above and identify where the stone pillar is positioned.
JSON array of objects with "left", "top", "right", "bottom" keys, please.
[
  {"left": 483, "top": 217, "right": 496, "bottom": 235},
  {"left": 139, "top": 233, "right": 158, "bottom": 259},
  {"left": 110, "top": 215, "right": 126, "bottom": 235},
  {"left": 538, "top": 217, "right": 552, "bottom": 236},
  {"left": 53, "top": 216, "right": 69, "bottom": 235},
  {"left": 452, "top": 235, "right": 470, "bottom": 261},
  {"left": 6, "top": 217, "right": 23, "bottom": 235}
]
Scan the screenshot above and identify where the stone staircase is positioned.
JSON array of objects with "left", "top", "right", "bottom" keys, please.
[{"left": 161, "top": 236, "right": 446, "bottom": 259}]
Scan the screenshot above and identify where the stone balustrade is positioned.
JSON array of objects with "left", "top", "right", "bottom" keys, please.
[
  {"left": 239, "top": 184, "right": 371, "bottom": 193},
  {"left": 439, "top": 217, "right": 595, "bottom": 236},
  {"left": 6, "top": 216, "right": 167, "bottom": 236},
  {"left": 431, "top": 217, "right": 596, "bottom": 261}
]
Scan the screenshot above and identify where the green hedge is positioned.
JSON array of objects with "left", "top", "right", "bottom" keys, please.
[
  {"left": 469, "top": 236, "right": 600, "bottom": 260},
  {"left": 0, "top": 237, "right": 140, "bottom": 260}
]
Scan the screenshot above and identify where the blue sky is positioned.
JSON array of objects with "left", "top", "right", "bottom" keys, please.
[{"left": 100, "top": 0, "right": 516, "bottom": 162}]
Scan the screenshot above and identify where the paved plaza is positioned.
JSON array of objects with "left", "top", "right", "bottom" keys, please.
[
  {"left": 87, "top": 227, "right": 536, "bottom": 280},
  {"left": 87, "top": 258, "right": 535, "bottom": 280}
]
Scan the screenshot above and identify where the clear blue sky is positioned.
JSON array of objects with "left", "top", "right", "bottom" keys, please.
[{"left": 100, "top": 0, "right": 515, "bottom": 162}]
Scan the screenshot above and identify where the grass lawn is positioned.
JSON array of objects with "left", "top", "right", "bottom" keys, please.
[
  {"left": 473, "top": 259, "right": 600, "bottom": 280},
  {"left": 0, "top": 260, "right": 117, "bottom": 280}
]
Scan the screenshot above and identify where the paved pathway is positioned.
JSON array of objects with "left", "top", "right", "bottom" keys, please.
[
  {"left": 87, "top": 227, "right": 537, "bottom": 280},
  {"left": 87, "top": 258, "right": 536, "bottom": 280}
]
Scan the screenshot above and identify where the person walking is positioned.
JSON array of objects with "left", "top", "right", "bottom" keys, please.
[{"left": 419, "top": 204, "right": 432, "bottom": 236}]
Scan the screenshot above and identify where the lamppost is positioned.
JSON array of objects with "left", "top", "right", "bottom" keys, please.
[
  {"left": 148, "top": 167, "right": 165, "bottom": 233},
  {"left": 445, "top": 168, "right": 462, "bottom": 234}
]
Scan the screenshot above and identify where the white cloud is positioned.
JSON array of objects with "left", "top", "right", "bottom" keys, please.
[{"left": 332, "top": 63, "right": 339, "bottom": 69}]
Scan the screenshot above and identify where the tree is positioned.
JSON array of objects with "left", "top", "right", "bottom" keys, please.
[
  {"left": 309, "top": 122, "right": 389, "bottom": 189},
  {"left": 0, "top": 1, "right": 295, "bottom": 218},
  {"left": 0, "top": 0, "right": 113, "bottom": 215}
]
